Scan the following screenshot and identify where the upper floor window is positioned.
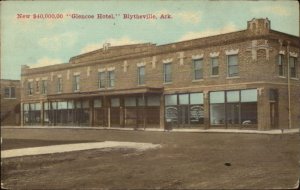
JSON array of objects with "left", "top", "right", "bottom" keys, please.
[
  {"left": 164, "top": 63, "right": 172, "bottom": 83},
  {"left": 57, "top": 78, "right": 63, "bottom": 93},
  {"left": 227, "top": 54, "right": 238, "bottom": 77},
  {"left": 98, "top": 72, "right": 106, "bottom": 89},
  {"left": 73, "top": 75, "right": 80, "bottom": 91},
  {"left": 41, "top": 80, "right": 47, "bottom": 94},
  {"left": 193, "top": 59, "right": 203, "bottom": 80},
  {"left": 108, "top": 71, "right": 115, "bottom": 87},
  {"left": 278, "top": 54, "right": 284, "bottom": 77},
  {"left": 138, "top": 66, "right": 145, "bottom": 85},
  {"left": 211, "top": 57, "right": 219, "bottom": 76},
  {"left": 35, "top": 81, "right": 40, "bottom": 93},
  {"left": 290, "top": 57, "right": 297, "bottom": 78},
  {"left": 27, "top": 81, "right": 33, "bottom": 95},
  {"left": 4, "top": 87, "right": 15, "bottom": 98}
]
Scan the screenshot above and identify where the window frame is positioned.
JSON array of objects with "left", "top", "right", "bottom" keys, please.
[
  {"left": 98, "top": 71, "right": 106, "bottom": 89},
  {"left": 278, "top": 54, "right": 285, "bottom": 77},
  {"left": 163, "top": 62, "right": 172, "bottom": 83},
  {"left": 138, "top": 66, "right": 145, "bottom": 85},
  {"left": 211, "top": 57, "right": 219, "bottom": 76},
  {"left": 193, "top": 59, "right": 203, "bottom": 80},
  {"left": 227, "top": 54, "right": 239, "bottom": 77},
  {"left": 57, "top": 77, "right": 63, "bottom": 93},
  {"left": 108, "top": 70, "right": 115, "bottom": 88},
  {"left": 290, "top": 56, "right": 297, "bottom": 78},
  {"left": 73, "top": 75, "right": 80, "bottom": 92},
  {"left": 41, "top": 80, "right": 47, "bottom": 95},
  {"left": 4, "top": 87, "right": 16, "bottom": 99}
]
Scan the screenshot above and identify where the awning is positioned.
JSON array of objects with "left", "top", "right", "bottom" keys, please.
[{"left": 46, "top": 87, "right": 163, "bottom": 100}]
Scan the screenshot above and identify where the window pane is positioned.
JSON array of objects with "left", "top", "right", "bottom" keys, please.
[
  {"left": 226, "top": 91, "right": 240, "bottom": 102},
  {"left": 99, "top": 72, "right": 106, "bottom": 88},
  {"left": 241, "top": 89, "right": 257, "bottom": 102},
  {"left": 4, "top": 88, "right": 9, "bottom": 98},
  {"left": 51, "top": 102, "right": 57, "bottom": 109},
  {"left": 189, "top": 105, "right": 204, "bottom": 124},
  {"left": 30, "top": 103, "right": 35, "bottom": 110},
  {"left": 147, "top": 96, "right": 160, "bottom": 106},
  {"left": 226, "top": 103, "right": 240, "bottom": 124},
  {"left": 24, "top": 104, "right": 29, "bottom": 111},
  {"left": 68, "top": 101, "right": 74, "bottom": 109},
  {"left": 210, "top": 91, "right": 225, "bottom": 103},
  {"left": 138, "top": 67, "right": 145, "bottom": 85},
  {"left": 111, "top": 98, "right": 120, "bottom": 107},
  {"left": 44, "top": 102, "right": 49, "bottom": 110},
  {"left": 211, "top": 58, "right": 219, "bottom": 75},
  {"left": 58, "top": 102, "right": 67, "bottom": 109},
  {"left": 125, "top": 97, "right": 136, "bottom": 107},
  {"left": 35, "top": 103, "right": 41, "bottom": 110},
  {"left": 210, "top": 104, "right": 225, "bottom": 124},
  {"left": 165, "top": 94, "right": 177, "bottom": 105},
  {"left": 179, "top": 94, "right": 189, "bottom": 105},
  {"left": 164, "top": 63, "right": 172, "bottom": 82},
  {"left": 190, "top": 93, "right": 203, "bottom": 104},
  {"left": 94, "top": 99, "right": 102, "bottom": 108},
  {"left": 241, "top": 102, "right": 257, "bottom": 124},
  {"left": 228, "top": 55, "right": 238, "bottom": 66},
  {"left": 76, "top": 101, "right": 82, "bottom": 108},
  {"left": 82, "top": 101, "right": 89, "bottom": 108},
  {"left": 138, "top": 97, "right": 145, "bottom": 106}
]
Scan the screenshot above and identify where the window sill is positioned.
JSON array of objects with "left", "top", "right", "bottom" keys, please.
[
  {"left": 74, "top": 90, "right": 80, "bottom": 93},
  {"left": 291, "top": 77, "right": 299, "bottom": 80},
  {"left": 57, "top": 92, "right": 62, "bottom": 94},
  {"left": 163, "top": 82, "right": 172, "bottom": 85},
  {"left": 226, "top": 76, "right": 240, "bottom": 79},
  {"left": 98, "top": 88, "right": 106, "bottom": 91},
  {"left": 107, "top": 87, "right": 115, "bottom": 89},
  {"left": 210, "top": 75, "right": 219, "bottom": 78},
  {"left": 192, "top": 79, "right": 204, "bottom": 82},
  {"left": 3, "top": 98, "right": 17, "bottom": 99},
  {"left": 138, "top": 84, "right": 146, "bottom": 87}
]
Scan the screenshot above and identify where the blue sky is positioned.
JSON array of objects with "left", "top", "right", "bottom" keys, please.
[{"left": 1, "top": 0, "right": 299, "bottom": 80}]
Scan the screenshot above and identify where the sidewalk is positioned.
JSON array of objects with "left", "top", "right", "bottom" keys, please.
[
  {"left": 2, "top": 126, "right": 300, "bottom": 134},
  {"left": 1, "top": 141, "right": 161, "bottom": 158}
]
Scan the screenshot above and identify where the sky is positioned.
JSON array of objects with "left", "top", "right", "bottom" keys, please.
[{"left": 1, "top": 0, "right": 299, "bottom": 80}]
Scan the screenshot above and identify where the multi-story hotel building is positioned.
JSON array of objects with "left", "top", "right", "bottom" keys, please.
[{"left": 20, "top": 18, "right": 300, "bottom": 130}]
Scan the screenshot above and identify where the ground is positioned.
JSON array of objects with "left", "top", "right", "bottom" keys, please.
[{"left": 1, "top": 128, "right": 300, "bottom": 189}]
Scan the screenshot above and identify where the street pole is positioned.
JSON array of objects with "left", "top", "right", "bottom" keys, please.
[{"left": 287, "top": 41, "right": 292, "bottom": 129}]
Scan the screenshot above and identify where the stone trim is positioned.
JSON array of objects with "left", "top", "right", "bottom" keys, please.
[
  {"left": 289, "top": 52, "right": 298, "bottom": 57},
  {"left": 73, "top": 72, "right": 80, "bottom": 76},
  {"left": 42, "top": 77, "right": 48, "bottom": 80},
  {"left": 98, "top": 68, "right": 106, "bottom": 72},
  {"left": 279, "top": 50, "right": 285, "bottom": 55},
  {"left": 107, "top": 67, "right": 115, "bottom": 71},
  {"left": 162, "top": 58, "right": 173, "bottom": 63},
  {"left": 209, "top": 52, "right": 219, "bottom": 57},
  {"left": 192, "top": 54, "right": 204, "bottom": 59},
  {"left": 137, "top": 62, "right": 146, "bottom": 67},
  {"left": 225, "top": 49, "right": 239, "bottom": 55}
]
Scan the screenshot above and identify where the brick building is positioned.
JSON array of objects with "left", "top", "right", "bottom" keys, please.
[
  {"left": 20, "top": 18, "right": 300, "bottom": 130},
  {"left": 1, "top": 79, "right": 21, "bottom": 126}
]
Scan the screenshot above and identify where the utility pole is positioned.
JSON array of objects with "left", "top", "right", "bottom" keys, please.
[{"left": 287, "top": 41, "right": 292, "bottom": 129}]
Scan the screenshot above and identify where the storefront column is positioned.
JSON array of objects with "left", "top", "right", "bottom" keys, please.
[
  {"left": 143, "top": 94, "right": 147, "bottom": 129},
  {"left": 159, "top": 94, "right": 165, "bottom": 129},
  {"left": 89, "top": 99, "right": 94, "bottom": 126},
  {"left": 120, "top": 98, "right": 124, "bottom": 127},
  {"left": 257, "top": 87, "right": 271, "bottom": 130},
  {"left": 204, "top": 91, "right": 210, "bottom": 129},
  {"left": 20, "top": 102, "right": 24, "bottom": 127},
  {"left": 40, "top": 100, "right": 44, "bottom": 126}
]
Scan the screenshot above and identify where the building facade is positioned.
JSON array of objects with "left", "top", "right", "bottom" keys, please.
[
  {"left": 1, "top": 79, "right": 21, "bottom": 126},
  {"left": 20, "top": 18, "right": 300, "bottom": 130}
]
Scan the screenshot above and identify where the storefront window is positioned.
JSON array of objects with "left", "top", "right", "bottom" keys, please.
[
  {"left": 125, "top": 97, "right": 136, "bottom": 107},
  {"left": 111, "top": 98, "right": 120, "bottom": 107}
]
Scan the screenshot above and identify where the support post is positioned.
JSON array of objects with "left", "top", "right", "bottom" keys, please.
[{"left": 159, "top": 94, "right": 165, "bottom": 129}]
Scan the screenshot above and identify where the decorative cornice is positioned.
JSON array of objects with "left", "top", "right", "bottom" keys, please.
[
  {"left": 107, "top": 67, "right": 115, "bottom": 71},
  {"left": 73, "top": 72, "right": 80, "bottom": 75},
  {"left": 137, "top": 62, "right": 146, "bottom": 67},
  {"left": 162, "top": 58, "right": 173, "bottom": 63},
  {"left": 192, "top": 54, "right": 204, "bottom": 59},
  {"left": 225, "top": 49, "right": 239, "bottom": 55},
  {"left": 289, "top": 52, "right": 298, "bottom": 57},
  {"left": 98, "top": 68, "right": 106, "bottom": 72},
  {"left": 209, "top": 52, "right": 219, "bottom": 57}
]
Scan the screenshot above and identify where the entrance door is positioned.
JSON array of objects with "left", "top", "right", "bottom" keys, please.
[
  {"left": 270, "top": 102, "right": 278, "bottom": 129},
  {"left": 178, "top": 106, "right": 189, "bottom": 127}
]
